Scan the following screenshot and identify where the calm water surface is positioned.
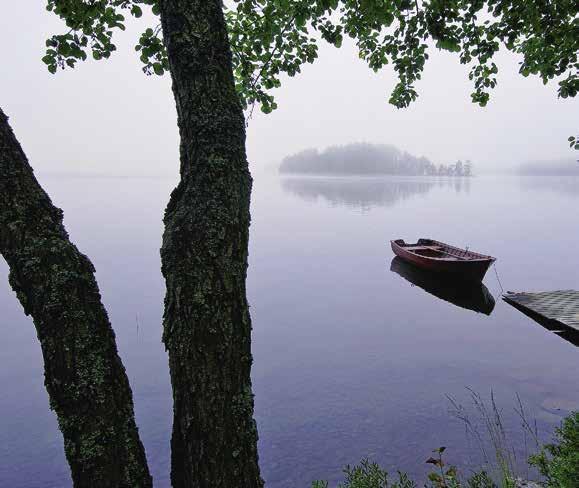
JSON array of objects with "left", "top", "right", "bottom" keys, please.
[{"left": 1, "top": 174, "right": 578, "bottom": 487}]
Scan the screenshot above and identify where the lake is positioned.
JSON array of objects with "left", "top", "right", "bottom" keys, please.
[{"left": 1, "top": 173, "right": 578, "bottom": 487}]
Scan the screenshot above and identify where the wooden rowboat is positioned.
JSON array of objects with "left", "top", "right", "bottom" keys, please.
[{"left": 390, "top": 238, "right": 495, "bottom": 282}]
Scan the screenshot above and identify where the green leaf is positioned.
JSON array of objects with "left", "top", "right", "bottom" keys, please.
[
  {"left": 428, "top": 472, "right": 442, "bottom": 481},
  {"left": 131, "top": 5, "right": 143, "bottom": 18}
]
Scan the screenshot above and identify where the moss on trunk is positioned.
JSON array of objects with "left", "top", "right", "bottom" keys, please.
[
  {"left": 158, "top": 1, "right": 263, "bottom": 486},
  {"left": 0, "top": 107, "right": 152, "bottom": 488}
]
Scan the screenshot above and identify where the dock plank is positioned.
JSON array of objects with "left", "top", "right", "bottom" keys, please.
[{"left": 503, "top": 290, "right": 579, "bottom": 334}]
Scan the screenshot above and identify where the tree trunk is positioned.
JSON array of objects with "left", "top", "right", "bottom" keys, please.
[
  {"left": 158, "top": 1, "right": 263, "bottom": 487},
  {"left": 0, "top": 107, "right": 152, "bottom": 488}
]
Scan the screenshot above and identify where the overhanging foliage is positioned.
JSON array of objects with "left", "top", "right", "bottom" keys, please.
[{"left": 44, "top": 0, "right": 578, "bottom": 115}]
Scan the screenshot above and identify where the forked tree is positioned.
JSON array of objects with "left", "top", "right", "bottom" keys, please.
[{"left": 1, "top": 1, "right": 576, "bottom": 487}]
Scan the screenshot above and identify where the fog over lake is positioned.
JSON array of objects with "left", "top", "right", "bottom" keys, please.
[
  {"left": 2, "top": 4, "right": 577, "bottom": 178},
  {"left": 1, "top": 172, "right": 578, "bottom": 487},
  {"left": 1, "top": 4, "right": 578, "bottom": 486}
]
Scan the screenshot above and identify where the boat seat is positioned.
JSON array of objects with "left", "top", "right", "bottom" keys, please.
[
  {"left": 405, "top": 245, "right": 443, "bottom": 251},
  {"left": 407, "top": 245, "right": 468, "bottom": 260}
]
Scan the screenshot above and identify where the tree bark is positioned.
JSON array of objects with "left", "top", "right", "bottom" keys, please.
[
  {"left": 0, "top": 107, "right": 152, "bottom": 488},
  {"left": 158, "top": 1, "right": 263, "bottom": 487}
]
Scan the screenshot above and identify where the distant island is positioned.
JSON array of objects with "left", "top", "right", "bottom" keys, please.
[
  {"left": 279, "top": 143, "right": 473, "bottom": 176},
  {"left": 517, "top": 158, "right": 579, "bottom": 176}
]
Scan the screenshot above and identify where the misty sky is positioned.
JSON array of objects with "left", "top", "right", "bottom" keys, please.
[{"left": 1, "top": 3, "right": 577, "bottom": 176}]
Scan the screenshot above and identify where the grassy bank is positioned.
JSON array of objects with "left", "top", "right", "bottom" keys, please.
[{"left": 311, "top": 410, "right": 578, "bottom": 488}]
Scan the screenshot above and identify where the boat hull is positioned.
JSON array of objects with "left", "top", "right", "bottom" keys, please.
[{"left": 391, "top": 239, "right": 494, "bottom": 282}]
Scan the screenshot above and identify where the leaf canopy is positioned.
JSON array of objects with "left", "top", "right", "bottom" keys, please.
[{"left": 44, "top": 0, "right": 578, "bottom": 114}]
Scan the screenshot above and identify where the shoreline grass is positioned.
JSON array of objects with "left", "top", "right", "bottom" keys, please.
[{"left": 310, "top": 392, "right": 578, "bottom": 488}]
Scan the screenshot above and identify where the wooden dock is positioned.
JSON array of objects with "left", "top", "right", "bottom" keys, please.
[{"left": 503, "top": 290, "right": 579, "bottom": 346}]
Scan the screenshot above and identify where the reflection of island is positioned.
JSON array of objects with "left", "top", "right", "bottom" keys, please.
[
  {"left": 281, "top": 177, "right": 469, "bottom": 210},
  {"left": 390, "top": 257, "right": 495, "bottom": 315}
]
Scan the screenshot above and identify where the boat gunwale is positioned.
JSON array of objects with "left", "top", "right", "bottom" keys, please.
[{"left": 391, "top": 239, "right": 496, "bottom": 263}]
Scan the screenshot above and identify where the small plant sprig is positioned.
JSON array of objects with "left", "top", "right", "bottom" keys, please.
[{"left": 426, "top": 447, "right": 460, "bottom": 488}]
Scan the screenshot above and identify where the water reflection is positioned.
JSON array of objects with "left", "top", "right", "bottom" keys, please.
[
  {"left": 281, "top": 176, "right": 470, "bottom": 209},
  {"left": 390, "top": 257, "right": 495, "bottom": 315},
  {"left": 503, "top": 298, "right": 579, "bottom": 347},
  {"left": 4, "top": 174, "right": 579, "bottom": 488}
]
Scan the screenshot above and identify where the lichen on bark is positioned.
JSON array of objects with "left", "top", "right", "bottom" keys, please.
[
  {"left": 158, "top": 1, "right": 263, "bottom": 487},
  {"left": 0, "top": 106, "right": 152, "bottom": 488}
]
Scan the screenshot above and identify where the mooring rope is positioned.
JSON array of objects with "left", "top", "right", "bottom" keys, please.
[{"left": 493, "top": 262, "right": 505, "bottom": 297}]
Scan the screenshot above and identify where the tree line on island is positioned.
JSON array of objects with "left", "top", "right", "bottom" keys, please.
[
  {"left": 517, "top": 158, "right": 579, "bottom": 176},
  {"left": 279, "top": 143, "right": 473, "bottom": 176}
]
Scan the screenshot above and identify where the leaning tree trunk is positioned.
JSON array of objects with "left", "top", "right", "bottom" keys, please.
[
  {"left": 0, "top": 107, "right": 152, "bottom": 488},
  {"left": 158, "top": 1, "right": 263, "bottom": 487}
]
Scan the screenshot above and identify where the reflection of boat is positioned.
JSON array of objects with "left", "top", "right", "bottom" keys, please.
[
  {"left": 390, "top": 257, "right": 496, "bottom": 315},
  {"left": 391, "top": 238, "right": 495, "bottom": 282}
]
